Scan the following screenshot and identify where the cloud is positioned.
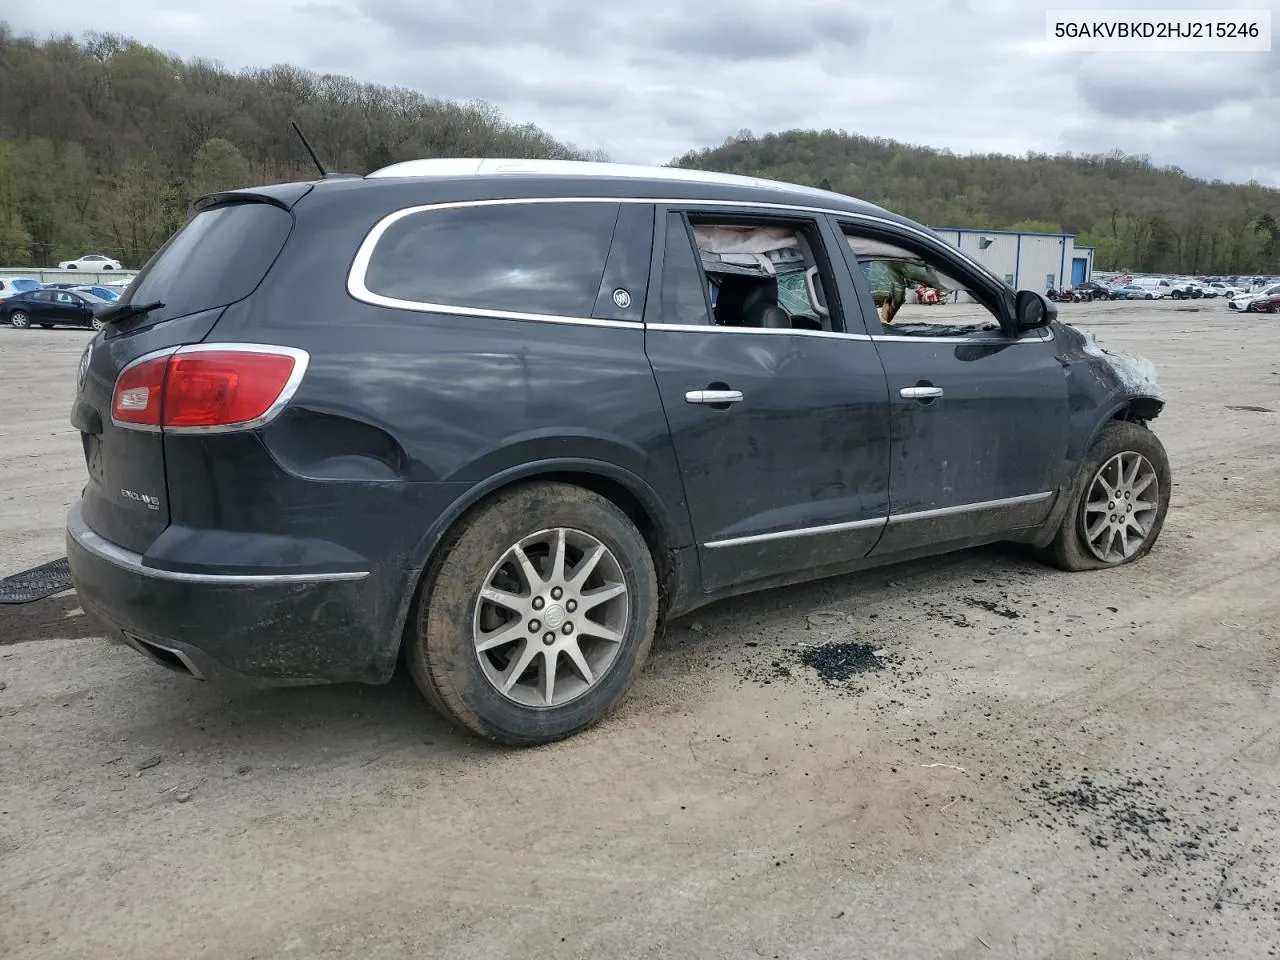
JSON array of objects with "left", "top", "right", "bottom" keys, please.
[{"left": 5, "top": 0, "right": 1280, "bottom": 186}]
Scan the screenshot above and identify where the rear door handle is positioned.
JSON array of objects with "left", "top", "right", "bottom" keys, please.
[
  {"left": 900, "top": 386, "right": 943, "bottom": 400},
  {"left": 685, "top": 389, "right": 744, "bottom": 405}
]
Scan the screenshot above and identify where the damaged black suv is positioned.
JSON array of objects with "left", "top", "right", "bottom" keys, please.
[{"left": 67, "top": 159, "right": 1170, "bottom": 744}]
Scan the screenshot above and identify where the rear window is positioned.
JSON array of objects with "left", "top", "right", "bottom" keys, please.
[
  {"left": 362, "top": 201, "right": 620, "bottom": 318},
  {"left": 122, "top": 202, "right": 293, "bottom": 320}
]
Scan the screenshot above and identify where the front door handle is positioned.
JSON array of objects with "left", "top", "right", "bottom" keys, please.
[
  {"left": 900, "top": 385, "right": 944, "bottom": 400},
  {"left": 685, "top": 389, "right": 744, "bottom": 405}
]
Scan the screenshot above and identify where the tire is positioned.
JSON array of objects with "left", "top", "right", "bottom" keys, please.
[
  {"left": 405, "top": 481, "right": 659, "bottom": 745},
  {"left": 9, "top": 310, "right": 30, "bottom": 329},
  {"left": 90, "top": 317, "right": 104, "bottom": 331},
  {"left": 1171, "top": 290, "right": 1183, "bottom": 300},
  {"left": 1040, "top": 421, "right": 1171, "bottom": 572}
]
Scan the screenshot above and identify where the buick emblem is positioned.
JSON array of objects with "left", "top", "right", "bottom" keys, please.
[
  {"left": 77, "top": 344, "right": 93, "bottom": 390},
  {"left": 612, "top": 288, "right": 632, "bottom": 309}
]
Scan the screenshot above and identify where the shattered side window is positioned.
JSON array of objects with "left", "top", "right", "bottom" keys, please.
[{"left": 845, "top": 231, "right": 1003, "bottom": 337}]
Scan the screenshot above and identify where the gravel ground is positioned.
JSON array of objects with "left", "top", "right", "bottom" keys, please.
[{"left": 1, "top": 302, "right": 1279, "bottom": 959}]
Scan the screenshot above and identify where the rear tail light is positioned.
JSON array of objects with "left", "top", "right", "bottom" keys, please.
[{"left": 110, "top": 345, "right": 307, "bottom": 432}]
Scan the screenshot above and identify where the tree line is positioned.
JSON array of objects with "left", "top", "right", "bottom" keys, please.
[
  {"left": 675, "top": 130, "right": 1280, "bottom": 276},
  {"left": 0, "top": 26, "right": 595, "bottom": 267}
]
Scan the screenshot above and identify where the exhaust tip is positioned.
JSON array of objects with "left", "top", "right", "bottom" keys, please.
[{"left": 122, "top": 633, "right": 205, "bottom": 680}]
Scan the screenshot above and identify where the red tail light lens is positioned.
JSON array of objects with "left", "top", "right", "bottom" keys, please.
[
  {"left": 164, "top": 351, "right": 298, "bottom": 429},
  {"left": 110, "top": 346, "right": 306, "bottom": 432},
  {"left": 110, "top": 355, "right": 169, "bottom": 428}
]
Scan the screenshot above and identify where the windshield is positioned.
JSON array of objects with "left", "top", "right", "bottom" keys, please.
[
  {"left": 12, "top": 279, "right": 41, "bottom": 292},
  {"left": 122, "top": 201, "right": 293, "bottom": 322}
]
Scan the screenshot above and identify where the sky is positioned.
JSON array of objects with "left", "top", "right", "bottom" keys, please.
[{"left": 6, "top": 0, "right": 1280, "bottom": 185}]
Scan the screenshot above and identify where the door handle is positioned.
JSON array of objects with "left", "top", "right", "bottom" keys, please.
[
  {"left": 685, "top": 389, "right": 744, "bottom": 405},
  {"left": 900, "top": 386, "right": 944, "bottom": 400}
]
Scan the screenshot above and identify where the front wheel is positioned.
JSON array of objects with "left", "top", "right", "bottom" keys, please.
[
  {"left": 405, "top": 482, "right": 659, "bottom": 745},
  {"left": 90, "top": 317, "right": 104, "bottom": 331},
  {"left": 9, "top": 310, "right": 30, "bottom": 329},
  {"left": 1040, "top": 421, "right": 1171, "bottom": 572}
]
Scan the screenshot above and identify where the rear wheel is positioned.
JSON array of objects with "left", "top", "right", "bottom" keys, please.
[
  {"left": 90, "top": 317, "right": 104, "bottom": 331},
  {"left": 1041, "top": 421, "right": 1170, "bottom": 572},
  {"left": 405, "top": 482, "right": 659, "bottom": 745},
  {"left": 9, "top": 310, "right": 30, "bottom": 329}
]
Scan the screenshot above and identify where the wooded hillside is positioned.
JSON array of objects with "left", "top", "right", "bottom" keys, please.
[
  {"left": 676, "top": 130, "right": 1280, "bottom": 275},
  {"left": 0, "top": 27, "right": 592, "bottom": 267}
]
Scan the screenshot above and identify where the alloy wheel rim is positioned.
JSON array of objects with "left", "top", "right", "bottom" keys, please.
[
  {"left": 472, "top": 527, "right": 629, "bottom": 708},
  {"left": 1081, "top": 451, "right": 1159, "bottom": 563}
]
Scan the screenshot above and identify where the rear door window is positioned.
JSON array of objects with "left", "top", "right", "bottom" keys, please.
[
  {"left": 121, "top": 201, "right": 293, "bottom": 322},
  {"left": 361, "top": 201, "right": 620, "bottom": 318}
]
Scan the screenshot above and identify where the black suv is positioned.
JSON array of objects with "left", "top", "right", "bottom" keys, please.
[{"left": 67, "top": 159, "right": 1170, "bottom": 744}]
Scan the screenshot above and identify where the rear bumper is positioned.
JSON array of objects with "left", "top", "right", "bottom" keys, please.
[{"left": 66, "top": 502, "right": 395, "bottom": 686}]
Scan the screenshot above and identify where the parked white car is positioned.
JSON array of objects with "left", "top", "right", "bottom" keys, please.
[
  {"left": 1205, "top": 282, "right": 1244, "bottom": 298},
  {"left": 57, "top": 253, "right": 122, "bottom": 271},
  {"left": 1131, "top": 277, "right": 1174, "bottom": 298},
  {"left": 0, "top": 277, "right": 43, "bottom": 301},
  {"left": 1228, "top": 282, "right": 1280, "bottom": 310}
]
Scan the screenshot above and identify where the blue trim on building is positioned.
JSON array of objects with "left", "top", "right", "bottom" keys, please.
[{"left": 930, "top": 226, "right": 1076, "bottom": 239}]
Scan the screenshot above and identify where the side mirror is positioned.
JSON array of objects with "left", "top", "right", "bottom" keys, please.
[{"left": 1015, "top": 290, "right": 1056, "bottom": 330}]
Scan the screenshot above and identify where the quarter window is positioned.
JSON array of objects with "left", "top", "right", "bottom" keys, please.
[{"left": 363, "top": 202, "right": 621, "bottom": 318}]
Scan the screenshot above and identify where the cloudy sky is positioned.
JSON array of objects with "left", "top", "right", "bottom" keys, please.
[{"left": 8, "top": 0, "right": 1280, "bottom": 185}]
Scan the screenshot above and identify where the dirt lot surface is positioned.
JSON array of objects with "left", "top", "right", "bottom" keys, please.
[{"left": 2, "top": 302, "right": 1279, "bottom": 959}]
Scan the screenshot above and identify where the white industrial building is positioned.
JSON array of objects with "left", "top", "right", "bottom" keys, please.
[{"left": 930, "top": 227, "right": 1094, "bottom": 293}]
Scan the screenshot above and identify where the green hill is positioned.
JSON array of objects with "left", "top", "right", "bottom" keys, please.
[
  {"left": 0, "top": 26, "right": 593, "bottom": 267},
  {"left": 674, "top": 130, "right": 1280, "bottom": 276}
]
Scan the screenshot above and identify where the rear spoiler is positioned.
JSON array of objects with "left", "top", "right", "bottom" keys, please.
[{"left": 192, "top": 182, "right": 318, "bottom": 214}]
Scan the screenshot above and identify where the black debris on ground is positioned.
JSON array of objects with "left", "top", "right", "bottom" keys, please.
[
  {"left": 738, "top": 638, "right": 924, "bottom": 695},
  {"left": 963, "top": 597, "right": 1021, "bottom": 619},
  {"left": 1019, "top": 762, "right": 1280, "bottom": 913},
  {"left": 800, "top": 642, "right": 887, "bottom": 683},
  {"left": 922, "top": 602, "right": 975, "bottom": 628}
]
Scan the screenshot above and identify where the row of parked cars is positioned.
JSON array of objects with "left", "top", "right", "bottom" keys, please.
[
  {"left": 1066, "top": 274, "right": 1280, "bottom": 311},
  {"left": 0, "top": 275, "right": 132, "bottom": 330}
]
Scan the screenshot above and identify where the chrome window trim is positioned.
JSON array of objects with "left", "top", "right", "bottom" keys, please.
[
  {"left": 347, "top": 196, "right": 1015, "bottom": 322},
  {"left": 700, "top": 492, "right": 1054, "bottom": 549},
  {"left": 67, "top": 504, "right": 369, "bottom": 584}
]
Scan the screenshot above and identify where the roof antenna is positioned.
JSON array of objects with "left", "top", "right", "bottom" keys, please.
[{"left": 291, "top": 120, "right": 328, "bottom": 178}]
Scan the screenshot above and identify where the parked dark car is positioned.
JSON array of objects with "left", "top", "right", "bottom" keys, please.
[
  {"left": 1244, "top": 293, "right": 1280, "bottom": 313},
  {"left": 3, "top": 288, "right": 111, "bottom": 330},
  {"left": 1075, "top": 280, "right": 1116, "bottom": 300},
  {"left": 66, "top": 160, "right": 1171, "bottom": 745}
]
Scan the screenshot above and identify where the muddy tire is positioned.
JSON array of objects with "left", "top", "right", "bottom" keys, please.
[
  {"left": 1041, "top": 421, "right": 1171, "bottom": 572},
  {"left": 405, "top": 482, "right": 658, "bottom": 745}
]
